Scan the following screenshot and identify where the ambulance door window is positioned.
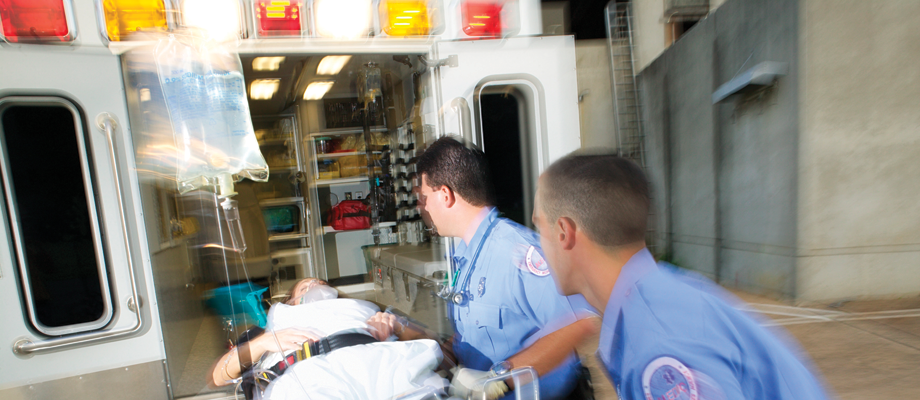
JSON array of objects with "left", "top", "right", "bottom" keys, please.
[
  {"left": 477, "top": 86, "right": 538, "bottom": 228},
  {"left": 0, "top": 99, "right": 113, "bottom": 335}
]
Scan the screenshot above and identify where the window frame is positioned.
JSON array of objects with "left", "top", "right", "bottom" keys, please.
[{"left": 0, "top": 96, "right": 114, "bottom": 336}]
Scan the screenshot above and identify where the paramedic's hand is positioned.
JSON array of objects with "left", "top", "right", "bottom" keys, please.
[
  {"left": 450, "top": 367, "right": 509, "bottom": 400},
  {"left": 254, "top": 328, "right": 319, "bottom": 354},
  {"left": 366, "top": 312, "right": 405, "bottom": 341}
]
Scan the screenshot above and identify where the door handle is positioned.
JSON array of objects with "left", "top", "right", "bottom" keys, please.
[{"left": 13, "top": 113, "right": 145, "bottom": 355}]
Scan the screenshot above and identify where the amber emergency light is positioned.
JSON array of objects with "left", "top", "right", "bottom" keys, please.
[{"left": 101, "top": 0, "right": 168, "bottom": 42}]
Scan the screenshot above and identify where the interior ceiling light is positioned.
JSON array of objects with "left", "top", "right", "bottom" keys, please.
[
  {"left": 313, "top": 0, "right": 371, "bottom": 38},
  {"left": 180, "top": 0, "right": 243, "bottom": 42},
  {"left": 253, "top": 56, "right": 286, "bottom": 71},
  {"left": 303, "top": 81, "right": 335, "bottom": 100},
  {"left": 316, "top": 56, "right": 351, "bottom": 75},
  {"left": 250, "top": 79, "right": 281, "bottom": 100}
]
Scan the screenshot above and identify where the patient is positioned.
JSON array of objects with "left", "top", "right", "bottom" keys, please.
[
  {"left": 208, "top": 278, "right": 448, "bottom": 400},
  {"left": 208, "top": 278, "right": 371, "bottom": 387}
]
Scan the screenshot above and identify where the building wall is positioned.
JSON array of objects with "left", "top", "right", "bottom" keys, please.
[
  {"left": 796, "top": 0, "right": 920, "bottom": 301},
  {"left": 575, "top": 39, "right": 618, "bottom": 149},
  {"left": 640, "top": 0, "right": 800, "bottom": 296},
  {"left": 634, "top": 0, "right": 730, "bottom": 72}
]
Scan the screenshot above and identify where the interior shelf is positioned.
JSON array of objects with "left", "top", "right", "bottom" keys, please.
[
  {"left": 314, "top": 176, "right": 369, "bottom": 186},
  {"left": 323, "top": 221, "right": 396, "bottom": 234},
  {"left": 309, "top": 127, "right": 387, "bottom": 137}
]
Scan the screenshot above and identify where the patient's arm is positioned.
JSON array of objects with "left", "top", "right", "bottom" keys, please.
[
  {"left": 365, "top": 312, "right": 458, "bottom": 371},
  {"left": 366, "top": 312, "right": 426, "bottom": 341},
  {"left": 208, "top": 328, "right": 319, "bottom": 388}
]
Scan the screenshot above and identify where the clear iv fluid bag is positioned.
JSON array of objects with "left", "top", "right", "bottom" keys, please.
[{"left": 155, "top": 33, "right": 269, "bottom": 193}]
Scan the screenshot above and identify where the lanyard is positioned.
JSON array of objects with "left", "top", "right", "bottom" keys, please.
[{"left": 451, "top": 217, "right": 499, "bottom": 293}]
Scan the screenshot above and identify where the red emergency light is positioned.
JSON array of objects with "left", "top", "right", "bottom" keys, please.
[
  {"left": 461, "top": 1, "right": 501, "bottom": 37},
  {"left": 0, "top": 0, "right": 74, "bottom": 43},
  {"left": 255, "top": 0, "right": 305, "bottom": 37}
]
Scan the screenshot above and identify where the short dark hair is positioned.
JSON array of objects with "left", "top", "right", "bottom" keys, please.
[
  {"left": 540, "top": 151, "right": 649, "bottom": 248},
  {"left": 416, "top": 137, "right": 495, "bottom": 207}
]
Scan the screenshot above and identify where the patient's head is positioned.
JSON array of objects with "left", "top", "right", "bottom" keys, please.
[{"left": 283, "top": 278, "right": 337, "bottom": 305}]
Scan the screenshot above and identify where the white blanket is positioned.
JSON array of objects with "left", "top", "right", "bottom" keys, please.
[
  {"left": 263, "top": 339, "right": 448, "bottom": 400},
  {"left": 259, "top": 299, "right": 447, "bottom": 400},
  {"left": 265, "top": 299, "right": 380, "bottom": 337}
]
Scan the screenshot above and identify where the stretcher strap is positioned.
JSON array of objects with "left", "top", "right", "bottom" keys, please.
[{"left": 269, "top": 333, "right": 377, "bottom": 376}]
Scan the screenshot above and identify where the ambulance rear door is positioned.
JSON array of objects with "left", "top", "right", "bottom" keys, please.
[
  {"left": 434, "top": 35, "right": 581, "bottom": 226},
  {"left": 0, "top": 6, "right": 165, "bottom": 399}
]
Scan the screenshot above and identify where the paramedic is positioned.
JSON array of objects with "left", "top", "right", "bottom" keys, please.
[
  {"left": 369, "top": 137, "right": 598, "bottom": 400},
  {"left": 531, "top": 151, "right": 832, "bottom": 400}
]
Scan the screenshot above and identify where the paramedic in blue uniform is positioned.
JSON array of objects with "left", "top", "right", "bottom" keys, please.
[
  {"left": 531, "top": 151, "right": 832, "bottom": 400},
  {"left": 369, "top": 137, "right": 597, "bottom": 400}
]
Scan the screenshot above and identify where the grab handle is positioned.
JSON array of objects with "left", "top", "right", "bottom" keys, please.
[{"left": 14, "top": 113, "right": 144, "bottom": 355}]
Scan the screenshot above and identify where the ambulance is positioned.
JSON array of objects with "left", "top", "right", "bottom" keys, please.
[{"left": 0, "top": 0, "right": 581, "bottom": 398}]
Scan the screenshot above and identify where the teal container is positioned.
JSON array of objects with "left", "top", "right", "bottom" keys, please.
[{"left": 203, "top": 283, "right": 269, "bottom": 329}]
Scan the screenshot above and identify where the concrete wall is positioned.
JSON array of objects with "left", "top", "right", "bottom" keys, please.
[
  {"left": 796, "top": 0, "right": 920, "bottom": 301},
  {"left": 575, "top": 39, "right": 618, "bottom": 149},
  {"left": 634, "top": 0, "right": 730, "bottom": 72},
  {"left": 640, "top": 0, "right": 800, "bottom": 296}
]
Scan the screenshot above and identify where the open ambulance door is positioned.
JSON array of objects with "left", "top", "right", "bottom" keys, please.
[
  {"left": 434, "top": 36, "right": 581, "bottom": 227},
  {"left": 0, "top": 51, "right": 164, "bottom": 399}
]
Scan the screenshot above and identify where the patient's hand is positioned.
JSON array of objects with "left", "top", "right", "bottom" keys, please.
[
  {"left": 366, "top": 312, "right": 403, "bottom": 341},
  {"left": 254, "top": 328, "right": 320, "bottom": 354}
]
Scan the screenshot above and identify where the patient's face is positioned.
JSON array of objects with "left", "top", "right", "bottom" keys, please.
[{"left": 287, "top": 279, "right": 328, "bottom": 305}]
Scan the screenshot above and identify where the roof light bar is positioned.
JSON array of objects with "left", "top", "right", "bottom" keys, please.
[
  {"left": 180, "top": 0, "right": 244, "bottom": 42},
  {"left": 313, "top": 0, "right": 371, "bottom": 39},
  {"left": 379, "top": 0, "right": 430, "bottom": 36},
  {"left": 0, "top": 0, "right": 75, "bottom": 43},
  {"left": 255, "top": 0, "right": 304, "bottom": 37},
  {"left": 100, "top": 0, "right": 169, "bottom": 42},
  {"left": 461, "top": 1, "right": 502, "bottom": 37}
]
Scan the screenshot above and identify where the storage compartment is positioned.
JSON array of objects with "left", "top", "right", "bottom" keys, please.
[{"left": 365, "top": 242, "right": 452, "bottom": 337}]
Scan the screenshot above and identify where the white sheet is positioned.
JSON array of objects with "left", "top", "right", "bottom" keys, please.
[
  {"left": 263, "top": 339, "right": 448, "bottom": 400},
  {"left": 265, "top": 298, "right": 380, "bottom": 337}
]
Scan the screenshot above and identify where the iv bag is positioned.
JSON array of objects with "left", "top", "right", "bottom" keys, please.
[{"left": 155, "top": 32, "right": 269, "bottom": 194}]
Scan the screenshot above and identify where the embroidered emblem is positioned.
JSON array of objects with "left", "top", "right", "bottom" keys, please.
[
  {"left": 642, "top": 356, "right": 698, "bottom": 400},
  {"left": 525, "top": 246, "right": 550, "bottom": 276}
]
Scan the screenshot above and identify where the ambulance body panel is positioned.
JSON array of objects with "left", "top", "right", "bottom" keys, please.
[{"left": 0, "top": 1, "right": 581, "bottom": 398}]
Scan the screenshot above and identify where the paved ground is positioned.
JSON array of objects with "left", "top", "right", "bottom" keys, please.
[{"left": 576, "top": 291, "right": 920, "bottom": 399}]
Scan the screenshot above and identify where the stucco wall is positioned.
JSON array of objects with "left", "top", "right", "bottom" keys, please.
[
  {"left": 640, "top": 0, "right": 800, "bottom": 296},
  {"left": 796, "top": 0, "right": 920, "bottom": 301},
  {"left": 575, "top": 39, "right": 618, "bottom": 149}
]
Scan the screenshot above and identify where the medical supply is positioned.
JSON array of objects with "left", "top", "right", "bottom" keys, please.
[{"left": 154, "top": 31, "right": 268, "bottom": 195}]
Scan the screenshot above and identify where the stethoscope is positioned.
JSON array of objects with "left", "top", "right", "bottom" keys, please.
[{"left": 438, "top": 217, "right": 499, "bottom": 306}]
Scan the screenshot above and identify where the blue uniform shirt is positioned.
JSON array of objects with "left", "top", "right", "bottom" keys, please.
[
  {"left": 598, "top": 249, "right": 830, "bottom": 400},
  {"left": 451, "top": 209, "right": 591, "bottom": 400}
]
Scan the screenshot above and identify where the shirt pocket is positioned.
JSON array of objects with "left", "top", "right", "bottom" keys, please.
[{"left": 467, "top": 301, "right": 511, "bottom": 359}]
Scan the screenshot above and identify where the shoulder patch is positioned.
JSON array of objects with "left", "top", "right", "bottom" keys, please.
[
  {"left": 525, "top": 246, "right": 550, "bottom": 277},
  {"left": 642, "top": 356, "right": 698, "bottom": 400}
]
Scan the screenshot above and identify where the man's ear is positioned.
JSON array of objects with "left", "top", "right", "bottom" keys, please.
[
  {"left": 557, "top": 217, "right": 577, "bottom": 251},
  {"left": 440, "top": 185, "right": 456, "bottom": 208}
]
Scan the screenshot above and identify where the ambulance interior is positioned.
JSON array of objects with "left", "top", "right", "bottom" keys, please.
[{"left": 125, "top": 46, "right": 540, "bottom": 397}]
